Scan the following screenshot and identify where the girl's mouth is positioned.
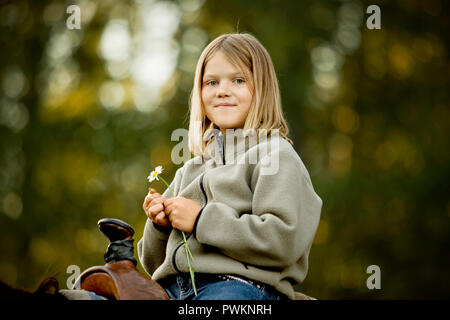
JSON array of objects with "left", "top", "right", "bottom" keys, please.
[{"left": 216, "top": 104, "right": 236, "bottom": 107}]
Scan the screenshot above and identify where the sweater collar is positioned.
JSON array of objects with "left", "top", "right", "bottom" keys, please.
[{"left": 206, "top": 129, "right": 278, "bottom": 165}]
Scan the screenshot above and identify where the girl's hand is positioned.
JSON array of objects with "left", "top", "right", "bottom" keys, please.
[
  {"left": 143, "top": 189, "right": 171, "bottom": 228},
  {"left": 164, "top": 197, "right": 202, "bottom": 233}
]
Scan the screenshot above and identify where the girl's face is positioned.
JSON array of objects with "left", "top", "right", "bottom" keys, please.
[{"left": 201, "top": 51, "right": 253, "bottom": 133}]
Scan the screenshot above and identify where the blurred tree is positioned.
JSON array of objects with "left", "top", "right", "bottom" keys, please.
[{"left": 0, "top": 0, "right": 448, "bottom": 299}]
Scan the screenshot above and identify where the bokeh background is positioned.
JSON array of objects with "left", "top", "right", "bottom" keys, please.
[{"left": 0, "top": 0, "right": 449, "bottom": 299}]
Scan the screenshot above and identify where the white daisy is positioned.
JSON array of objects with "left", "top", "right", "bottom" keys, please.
[{"left": 147, "top": 165, "right": 163, "bottom": 182}]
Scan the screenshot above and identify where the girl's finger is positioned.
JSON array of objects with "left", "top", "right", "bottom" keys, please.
[
  {"left": 145, "top": 194, "right": 163, "bottom": 211},
  {"left": 164, "top": 198, "right": 176, "bottom": 211},
  {"left": 155, "top": 212, "right": 169, "bottom": 226},
  {"left": 151, "top": 196, "right": 165, "bottom": 205},
  {"left": 164, "top": 201, "right": 174, "bottom": 215},
  {"left": 149, "top": 193, "right": 161, "bottom": 202},
  {"left": 149, "top": 203, "right": 164, "bottom": 218},
  {"left": 144, "top": 192, "right": 158, "bottom": 206},
  {"left": 143, "top": 195, "right": 151, "bottom": 209},
  {"left": 164, "top": 197, "right": 174, "bottom": 206},
  {"left": 166, "top": 210, "right": 173, "bottom": 223}
]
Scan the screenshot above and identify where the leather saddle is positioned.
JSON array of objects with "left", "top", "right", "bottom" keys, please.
[{"left": 73, "top": 218, "right": 315, "bottom": 300}]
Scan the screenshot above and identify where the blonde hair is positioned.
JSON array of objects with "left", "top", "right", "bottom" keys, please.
[{"left": 188, "top": 33, "right": 293, "bottom": 157}]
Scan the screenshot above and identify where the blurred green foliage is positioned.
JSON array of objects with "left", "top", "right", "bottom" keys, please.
[{"left": 0, "top": 0, "right": 448, "bottom": 299}]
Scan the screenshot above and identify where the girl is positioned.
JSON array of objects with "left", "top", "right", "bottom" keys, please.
[{"left": 139, "top": 33, "right": 322, "bottom": 300}]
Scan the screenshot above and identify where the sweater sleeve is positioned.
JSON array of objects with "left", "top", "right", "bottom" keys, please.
[
  {"left": 194, "top": 149, "right": 322, "bottom": 268},
  {"left": 137, "top": 166, "right": 184, "bottom": 276}
]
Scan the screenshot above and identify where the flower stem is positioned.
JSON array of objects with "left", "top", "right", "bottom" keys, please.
[{"left": 158, "top": 176, "right": 198, "bottom": 296}]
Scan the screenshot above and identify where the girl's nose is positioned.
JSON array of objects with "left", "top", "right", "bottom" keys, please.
[{"left": 216, "top": 82, "right": 230, "bottom": 97}]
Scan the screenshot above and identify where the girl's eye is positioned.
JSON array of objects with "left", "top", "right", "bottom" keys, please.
[
  {"left": 206, "top": 80, "right": 217, "bottom": 86},
  {"left": 234, "top": 78, "right": 245, "bottom": 84}
]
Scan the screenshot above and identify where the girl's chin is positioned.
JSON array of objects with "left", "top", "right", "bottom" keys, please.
[{"left": 215, "top": 123, "right": 243, "bottom": 130}]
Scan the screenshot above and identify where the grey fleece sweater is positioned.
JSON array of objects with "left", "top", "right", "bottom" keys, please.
[{"left": 137, "top": 130, "right": 322, "bottom": 299}]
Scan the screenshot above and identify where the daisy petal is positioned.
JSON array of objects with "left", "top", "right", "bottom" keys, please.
[{"left": 148, "top": 166, "right": 164, "bottom": 183}]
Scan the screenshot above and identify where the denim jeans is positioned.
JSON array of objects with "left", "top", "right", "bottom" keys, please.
[{"left": 160, "top": 273, "right": 288, "bottom": 300}]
